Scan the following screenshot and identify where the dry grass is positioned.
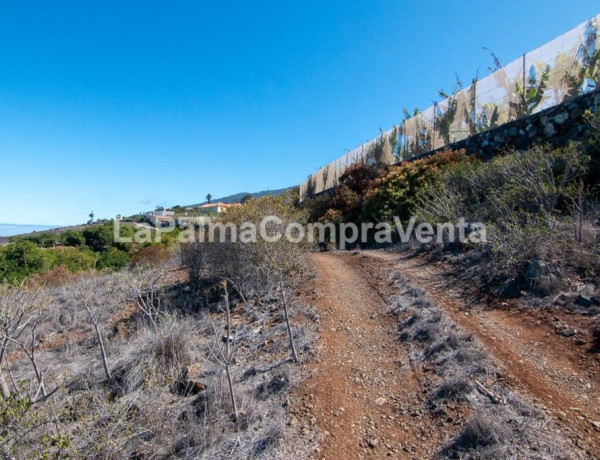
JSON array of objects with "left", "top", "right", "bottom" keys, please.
[
  {"left": 389, "top": 269, "right": 576, "bottom": 459},
  {"left": 0, "top": 257, "right": 318, "bottom": 459}
]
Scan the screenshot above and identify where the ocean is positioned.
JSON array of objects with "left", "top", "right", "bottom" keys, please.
[{"left": 0, "top": 223, "right": 59, "bottom": 237}]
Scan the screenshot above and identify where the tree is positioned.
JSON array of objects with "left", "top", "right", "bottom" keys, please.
[
  {"left": 82, "top": 224, "right": 114, "bottom": 252},
  {"left": 206, "top": 193, "right": 212, "bottom": 204}
]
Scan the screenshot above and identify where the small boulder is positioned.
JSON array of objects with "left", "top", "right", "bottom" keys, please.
[
  {"left": 575, "top": 294, "right": 596, "bottom": 308},
  {"left": 374, "top": 397, "right": 387, "bottom": 406},
  {"left": 499, "top": 278, "right": 521, "bottom": 298},
  {"left": 554, "top": 112, "right": 569, "bottom": 125},
  {"left": 554, "top": 323, "right": 577, "bottom": 338},
  {"left": 524, "top": 260, "right": 550, "bottom": 281}
]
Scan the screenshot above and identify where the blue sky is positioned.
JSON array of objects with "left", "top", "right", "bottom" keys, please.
[{"left": 0, "top": 1, "right": 597, "bottom": 225}]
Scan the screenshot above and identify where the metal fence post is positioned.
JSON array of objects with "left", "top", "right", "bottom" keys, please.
[
  {"left": 522, "top": 53, "right": 527, "bottom": 119},
  {"left": 473, "top": 78, "right": 477, "bottom": 135},
  {"left": 433, "top": 102, "right": 438, "bottom": 150},
  {"left": 403, "top": 120, "right": 407, "bottom": 159}
]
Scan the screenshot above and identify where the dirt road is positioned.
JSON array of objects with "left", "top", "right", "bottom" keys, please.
[
  {"left": 294, "top": 250, "right": 600, "bottom": 459},
  {"left": 293, "top": 252, "right": 455, "bottom": 459}
]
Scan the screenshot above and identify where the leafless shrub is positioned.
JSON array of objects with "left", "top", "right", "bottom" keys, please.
[
  {"left": 388, "top": 271, "right": 407, "bottom": 287},
  {"left": 181, "top": 242, "right": 265, "bottom": 305},
  {"left": 122, "top": 265, "right": 170, "bottom": 330},
  {"left": 413, "top": 322, "right": 442, "bottom": 343},
  {"left": 424, "top": 333, "right": 461, "bottom": 360},
  {"left": 447, "top": 413, "right": 507, "bottom": 451},
  {"left": 207, "top": 282, "right": 240, "bottom": 421},
  {"left": 388, "top": 294, "right": 412, "bottom": 314},
  {"left": 404, "top": 285, "right": 425, "bottom": 298},
  {"left": 0, "top": 282, "right": 55, "bottom": 402},
  {"left": 438, "top": 346, "right": 496, "bottom": 379},
  {"left": 430, "top": 378, "right": 473, "bottom": 403},
  {"left": 412, "top": 296, "right": 433, "bottom": 308},
  {"left": 61, "top": 272, "right": 126, "bottom": 381}
]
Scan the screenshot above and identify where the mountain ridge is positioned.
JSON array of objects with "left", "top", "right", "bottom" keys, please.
[{"left": 189, "top": 187, "right": 292, "bottom": 207}]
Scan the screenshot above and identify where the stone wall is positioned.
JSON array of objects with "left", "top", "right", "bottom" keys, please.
[{"left": 426, "top": 90, "right": 600, "bottom": 159}]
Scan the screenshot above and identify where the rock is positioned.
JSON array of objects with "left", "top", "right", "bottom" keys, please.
[
  {"left": 368, "top": 438, "right": 379, "bottom": 448},
  {"left": 555, "top": 323, "right": 577, "bottom": 337},
  {"left": 544, "top": 123, "right": 556, "bottom": 137},
  {"left": 255, "top": 374, "right": 289, "bottom": 400},
  {"left": 554, "top": 112, "right": 569, "bottom": 124},
  {"left": 525, "top": 260, "right": 551, "bottom": 281},
  {"left": 375, "top": 397, "right": 387, "bottom": 406},
  {"left": 575, "top": 294, "right": 596, "bottom": 308},
  {"left": 499, "top": 278, "right": 521, "bottom": 298}
]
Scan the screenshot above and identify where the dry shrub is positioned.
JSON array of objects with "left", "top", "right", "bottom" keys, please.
[
  {"left": 112, "top": 319, "right": 192, "bottom": 394},
  {"left": 424, "top": 334, "right": 461, "bottom": 359},
  {"left": 431, "top": 378, "right": 473, "bottom": 403},
  {"left": 181, "top": 192, "right": 308, "bottom": 293},
  {"left": 416, "top": 143, "right": 600, "bottom": 286},
  {"left": 131, "top": 245, "right": 171, "bottom": 268},
  {"left": 454, "top": 414, "right": 506, "bottom": 449},
  {"left": 0, "top": 257, "right": 318, "bottom": 459},
  {"left": 27, "top": 265, "right": 73, "bottom": 287}
]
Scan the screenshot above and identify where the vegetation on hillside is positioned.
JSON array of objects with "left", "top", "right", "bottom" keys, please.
[
  {"left": 0, "top": 194, "right": 316, "bottom": 458},
  {"left": 0, "top": 222, "right": 186, "bottom": 283},
  {"left": 303, "top": 109, "right": 600, "bottom": 296}
]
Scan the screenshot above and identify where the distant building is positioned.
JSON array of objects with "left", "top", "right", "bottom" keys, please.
[
  {"left": 146, "top": 210, "right": 174, "bottom": 217},
  {"left": 148, "top": 214, "right": 175, "bottom": 228},
  {"left": 145, "top": 210, "right": 176, "bottom": 227},
  {"left": 197, "top": 202, "right": 236, "bottom": 215}
]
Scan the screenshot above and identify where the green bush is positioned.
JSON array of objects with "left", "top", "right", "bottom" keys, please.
[
  {"left": 96, "top": 248, "right": 131, "bottom": 271},
  {"left": 0, "top": 241, "right": 51, "bottom": 282},
  {"left": 82, "top": 224, "right": 116, "bottom": 252},
  {"left": 363, "top": 149, "right": 472, "bottom": 223},
  {"left": 48, "top": 247, "right": 97, "bottom": 273},
  {"left": 59, "top": 230, "right": 86, "bottom": 247}
]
